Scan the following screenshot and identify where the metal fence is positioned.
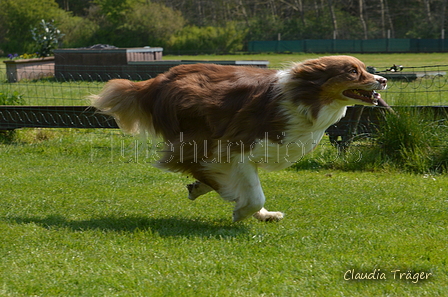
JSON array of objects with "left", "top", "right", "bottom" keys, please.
[{"left": 1, "top": 64, "right": 447, "bottom": 146}]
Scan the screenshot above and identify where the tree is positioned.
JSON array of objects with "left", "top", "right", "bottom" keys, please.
[
  {"left": 0, "top": 0, "right": 68, "bottom": 53},
  {"left": 55, "top": 0, "right": 93, "bottom": 16},
  {"left": 327, "top": 0, "right": 338, "bottom": 38},
  {"left": 424, "top": 0, "right": 433, "bottom": 23},
  {"left": 379, "top": 0, "right": 393, "bottom": 38},
  {"left": 3, "top": 0, "right": 448, "bottom": 55},
  {"left": 442, "top": 0, "right": 447, "bottom": 37},
  {"left": 168, "top": 22, "right": 246, "bottom": 54},
  {"left": 122, "top": 1, "right": 185, "bottom": 47},
  {"left": 87, "top": 0, "right": 184, "bottom": 47},
  {"left": 359, "top": 0, "right": 368, "bottom": 39}
]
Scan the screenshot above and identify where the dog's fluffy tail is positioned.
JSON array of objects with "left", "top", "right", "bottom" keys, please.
[{"left": 90, "top": 79, "right": 156, "bottom": 136}]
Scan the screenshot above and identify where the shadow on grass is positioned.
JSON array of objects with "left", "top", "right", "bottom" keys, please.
[{"left": 6, "top": 215, "right": 250, "bottom": 238}]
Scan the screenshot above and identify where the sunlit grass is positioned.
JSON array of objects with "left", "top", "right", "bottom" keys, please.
[
  {"left": 0, "top": 129, "right": 447, "bottom": 296},
  {"left": 1, "top": 53, "right": 447, "bottom": 296},
  {"left": 0, "top": 79, "right": 102, "bottom": 106}
]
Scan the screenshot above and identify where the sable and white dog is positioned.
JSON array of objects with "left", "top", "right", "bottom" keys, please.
[{"left": 91, "top": 55, "right": 387, "bottom": 222}]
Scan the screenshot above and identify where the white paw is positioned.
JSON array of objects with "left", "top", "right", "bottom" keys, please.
[{"left": 253, "top": 208, "right": 284, "bottom": 222}]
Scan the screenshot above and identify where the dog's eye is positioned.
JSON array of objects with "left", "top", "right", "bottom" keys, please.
[{"left": 350, "top": 69, "right": 358, "bottom": 74}]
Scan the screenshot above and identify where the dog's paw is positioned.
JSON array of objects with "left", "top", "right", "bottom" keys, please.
[
  {"left": 253, "top": 208, "right": 284, "bottom": 222},
  {"left": 187, "top": 181, "right": 213, "bottom": 200},
  {"left": 187, "top": 182, "right": 199, "bottom": 200}
]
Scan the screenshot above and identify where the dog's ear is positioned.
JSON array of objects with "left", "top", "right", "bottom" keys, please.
[{"left": 292, "top": 59, "right": 330, "bottom": 85}]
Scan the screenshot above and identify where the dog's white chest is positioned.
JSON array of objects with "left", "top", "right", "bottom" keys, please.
[{"left": 247, "top": 102, "right": 347, "bottom": 171}]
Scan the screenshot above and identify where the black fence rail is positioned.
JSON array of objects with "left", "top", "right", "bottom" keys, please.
[
  {"left": 3, "top": 105, "right": 446, "bottom": 149},
  {"left": 0, "top": 106, "right": 117, "bottom": 130},
  {"left": 0, "top": 105, "right": 381, "bottom": 149}
]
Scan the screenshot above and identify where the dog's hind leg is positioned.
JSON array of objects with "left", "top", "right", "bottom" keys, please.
[
  {"left": 187, "top": 181, "right": 213, "bottom": 200},
  {"left": 253, "top": 207, "right": 284, "bottom": 222}
]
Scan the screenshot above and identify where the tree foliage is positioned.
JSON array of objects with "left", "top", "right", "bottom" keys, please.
[
  {"left": 168, "top": 22, "right": 247, "bottom": 54},
  {"left": 121, "top": 1, "right": 185, "bottom": 47},
  {"left": 0, "top": 0, "right": 66, "bottom": 53},
  {"left": 1, "top": 0, "right": 447, "bottom": 54},
  {"left": 74, "top": 0, "right": 185, "bottom": 47}
]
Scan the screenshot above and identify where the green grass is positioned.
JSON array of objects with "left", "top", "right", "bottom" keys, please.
[
  {"left": 1, "top": 54, "right": 447, "bottom": 295},
  {"left": 0, "top": 129, "right": 447, "bottom": 296},
  {"left": 0, "top": 79, "right": 102, "bottom": 106},
  {"left": 380, "top": 73, "right": 448, "bottom": 106}
]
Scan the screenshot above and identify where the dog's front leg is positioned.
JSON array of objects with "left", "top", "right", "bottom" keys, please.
[
  {"left": 229, "top": 163, "right": 284, "bottom": 222},
  {"left": 220, "top": 162, "right": 283, "bottom": 222},
  {"left": 198, "top": 160, "right": 284, "bottom": 222},
  {"left": 222, "top": 162, "right": 266, "bottom": 222},
  {"left": 231, "top": 174, "right": 284, "bottom": 222}
]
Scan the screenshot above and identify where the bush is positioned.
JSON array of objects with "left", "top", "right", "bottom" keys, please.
[
  {"left": 293, "top": 108, "right": 448, "bottom": 174},
  {"left": 86, "top": 1, "right": 184, "bottom": 48},
  {"left": 57, "top": 15, "right": 98, "bottom": 48},
  {"left": 0, "top": 0, "right": 67, "bottom": 54},
  {"left": 31, "top": 19, "right": 65, "bottom": 57},
  {"left": 168, "top": 22, "right": 247, "bottom": 54},
  {"left": 376, "top": 108, "right": 448, "bottom": 173},
  {"left": 0, "top": 91, "right": 25, "bottom": 105},
  {"left": 0, "top": 91, "right": 24, "bottom": 142},
  {"left": 340, "top": 108, "right": 448, "bottom": 174},
  {"left": 122, "top": 1, "right": 185, "bottom": 47}
]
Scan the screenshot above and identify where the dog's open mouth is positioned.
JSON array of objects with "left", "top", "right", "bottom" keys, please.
[{"left": 342, "top": 89, "right": 381, "bottom": 105}]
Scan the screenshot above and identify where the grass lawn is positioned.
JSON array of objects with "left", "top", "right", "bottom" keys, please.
[
  {"left": 1, "top": 53, "right": 447, "bottom": 295},
  {"left": 0, "top": 130, "right": 447, "bottom": 296}
]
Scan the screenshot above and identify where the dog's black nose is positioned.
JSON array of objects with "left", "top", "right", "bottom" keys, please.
[{"left": 376, "top": 76, "right": 387, "bottom": 87}]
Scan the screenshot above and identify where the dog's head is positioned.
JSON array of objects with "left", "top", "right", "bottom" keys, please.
[{"left": 290, "top": 55, "right": 387, "bottom": 106}]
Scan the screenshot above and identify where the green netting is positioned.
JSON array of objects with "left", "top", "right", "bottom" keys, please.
[
  {"left": 388, "top": 39, "right": 411, "bottom": 52},
  {"left": 249, "top": 38, "right": 448, "bottom": 53},
  {"left": 412, "top": 39, "right": 447, "bottom": 52}
]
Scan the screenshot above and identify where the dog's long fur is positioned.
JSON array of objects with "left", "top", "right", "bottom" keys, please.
[{"left": 91, "top": 55, "right": 387, "bottom": 222}]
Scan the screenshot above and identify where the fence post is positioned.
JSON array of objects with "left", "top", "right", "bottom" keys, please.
[
  {"left": 442, "top": 29, "right": 445, "bottom": 52},
  {"left": 386, "top": 30, "right": 391, "bottom": 52},
  {"left": 276, "top": 33, "right": 281, "bottom": 53}
]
